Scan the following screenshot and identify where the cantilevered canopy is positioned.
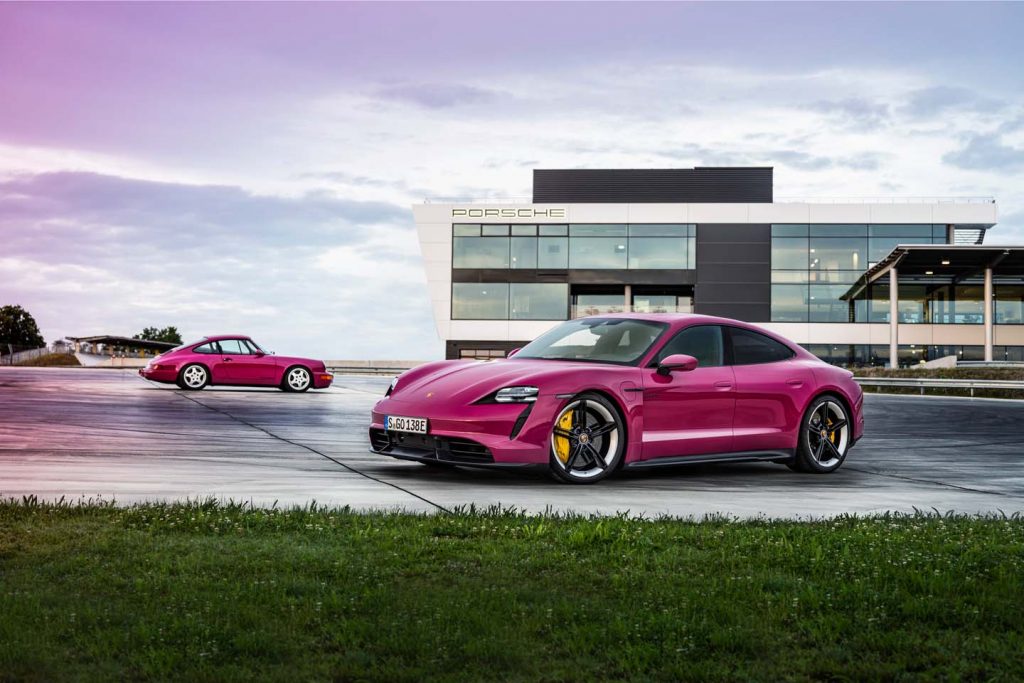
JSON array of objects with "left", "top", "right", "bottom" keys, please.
[
  {"left": 842, "top": 245, "right": 1024, "bottom": 301},
  {"left": 65, "top": 335, "right": 177, "bottom": 352}
]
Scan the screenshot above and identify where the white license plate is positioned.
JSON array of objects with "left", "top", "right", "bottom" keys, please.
[{"left": 385, "top": 415, "right": 428, "bottom": 434}]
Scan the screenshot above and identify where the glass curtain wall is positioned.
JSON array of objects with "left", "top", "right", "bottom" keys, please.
[
  {"left": 771, "top": 224, "right": 947, "bottom": 323},
  {"left": 453, "top": 224, "right": 695, "bottom": 270}
]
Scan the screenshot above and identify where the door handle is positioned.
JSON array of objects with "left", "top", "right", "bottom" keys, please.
[
  {"left": 223, "top": 358, "right": 233, "bottom": 362},
  {"left": 786, "top": 379, "right": 803, "bottom": 387},
  {"left": 713, "top": 381, "right": 733, "bottom": 390}
]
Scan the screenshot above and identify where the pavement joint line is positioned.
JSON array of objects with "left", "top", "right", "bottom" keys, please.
[
  {"left": 845, "top": 466, "right": 1022, "bottom": 500},
  {"left": 166, "top": 385, "right": 452, "bottom": 514}
]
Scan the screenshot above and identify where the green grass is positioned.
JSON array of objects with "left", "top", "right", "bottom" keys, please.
[
  {"left": 13, "top": 352, "right": 81, "bottom": 367},
  {"left": 1, "top": 499, "right": 1022, "bottom": 681}
]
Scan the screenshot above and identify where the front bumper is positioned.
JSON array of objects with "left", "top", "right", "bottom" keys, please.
[{"left": 369, "top": 395, "right": 559, "bottom": 465}]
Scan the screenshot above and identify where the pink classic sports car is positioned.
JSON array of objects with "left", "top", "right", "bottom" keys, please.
[
  {"left": 139, "top": 335, "right": 333, "bottom": 392},
  {"left": 370, "top": 314, "right": 864, "bottom": 484}
]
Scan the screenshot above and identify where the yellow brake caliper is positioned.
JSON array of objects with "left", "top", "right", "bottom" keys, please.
[
  {"left": 555, "top": 410, "right": 574, "bottom": 463},
  {"left": 827, "top": 417, "right": 836, "bottom": 444}
]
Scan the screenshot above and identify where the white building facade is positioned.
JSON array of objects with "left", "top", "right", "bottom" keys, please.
[{"left": 414, "top": 168, "right": 1011, "bottom": 367}]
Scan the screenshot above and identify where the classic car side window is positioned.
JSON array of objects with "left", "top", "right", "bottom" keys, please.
[
  {"left": 218, "top": 339, "right": 250, "bottom": 355},
  {"left": 654, "top": 325, "right": 724, "bottom": 367},
  {"left": 192, "top": 342, "right": 218, "bottom": 354}
]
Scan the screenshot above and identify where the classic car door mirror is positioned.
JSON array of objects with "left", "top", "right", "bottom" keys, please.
[
  {"left": 506, "top": 347, "right": 521, "bottom": 358},
  {"left": 657, "top": 353, "right": 699, "bottom": 376}
]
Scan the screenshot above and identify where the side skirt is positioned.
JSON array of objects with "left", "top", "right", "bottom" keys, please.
[{"left": 623, "top": 449, "right": 796, "bottom": 470}]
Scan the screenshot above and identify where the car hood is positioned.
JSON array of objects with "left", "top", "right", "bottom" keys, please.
[{"left": 391, "top": 358, "right": 629, "bottom": 404}]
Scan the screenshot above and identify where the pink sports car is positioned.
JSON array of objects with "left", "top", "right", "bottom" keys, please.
[
  {"left": 370, "top": 314, "right": 864, "bottom": 484},
  {"left": 139, "top": 335, "right": 333, "bottom": 392}
]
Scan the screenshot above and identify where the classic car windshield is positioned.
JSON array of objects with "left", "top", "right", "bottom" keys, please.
[{"left": 516, "top": 318, "right": 667, "bottom": 365}]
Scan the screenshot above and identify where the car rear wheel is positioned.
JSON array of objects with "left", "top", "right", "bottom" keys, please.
[
  {"left": 549, "top": 392, "right": 625, "bottom": 484},
  {"left": 282, "top": 366, "right": 312, "bottom": 393},
  {"left": 177, "top": 364, "right": 208, "bottom": 391},
  {"left": 791, "top": 396, "right": 850, "bottom": 473}
]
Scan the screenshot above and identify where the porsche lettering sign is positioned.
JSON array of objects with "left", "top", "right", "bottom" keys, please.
[{"left": 451, "top": 207, "right": 567, "bottom": 219}]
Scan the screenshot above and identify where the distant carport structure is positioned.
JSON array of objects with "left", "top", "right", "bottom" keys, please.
[
  {"left": 843, "top": 245, "right": 1024, "bottom": 367},
  {"left": 66, "top": 335, "right": 177, "bottom": 360}
]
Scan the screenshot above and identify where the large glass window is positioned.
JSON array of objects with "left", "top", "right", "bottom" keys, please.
[
  {"left": 771, "top": 284, "right": 809, "bottom": 322},
  {"left": 632, "top": 288, "right": 693, "bottom": 314},
  {"left": 573, "top": 292, "right": 625, "bottom": 317},
  {"left": 569, "top": 238, "right": 628, "bottom": 269},
  {"left": 453, "top": 237, "right": 508, "bottom": 268},
  {"left": 655, "top": 325, "right": 724, "bottom": 367},
  {"left": 995, "top": 285, "right": 1024, "bottom": 324},
  {"left": 537, "top": 237, "right": 568, "bottom": 268},
  {"left": 809, "top": 284, "right": 856, "bottom": 322},
  {"left": 772, "top": 224, "right": 950, "bottom": 323},
  {"left": 510, "top": 237, "right": 537, "bottom": 269},
  {"left": 628, "top": 238, "right": 687, "bottom": 269},
  {"left": 509, "top": 283, "right": 568, "bottom": 320},
  {"left": 772, "top": 237, "right": 809, "bottom": 270},
  {"left": 453, "top": 224, "right": 693, "bottom": 271},
  {"left": 452, "top": 283, "right": 509, "bottom": 319},
  {"left": 809, "top": 237, "right": 867, "bottom": 273},
  {"left": 218, "top": 339, "right": 251, "bottom": 355}
]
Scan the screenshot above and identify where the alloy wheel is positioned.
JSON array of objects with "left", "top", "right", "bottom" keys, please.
[
  {"left": 287, "top": 367, "right": 311, "bottom": 392},
  {"left": 550, "top": 398, "right": 620, "bottom": 480},
  {"left": 805, "top": 400, "right": 849, "bottom": 468},
  {"left": 182, "top": 365, "right": 207, "bottom": 389}
]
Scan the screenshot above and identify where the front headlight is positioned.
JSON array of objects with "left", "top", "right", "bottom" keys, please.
[
  {"left": 386, "top": 376, "right": 399, "bottom": 396},
  {"left": 494, "top": 386, "right": 539, "bottom": 403}
]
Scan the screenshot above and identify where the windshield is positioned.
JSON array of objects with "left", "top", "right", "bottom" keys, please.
[{"left": 516, "top": 318, "right": 667, "bottom": 365}]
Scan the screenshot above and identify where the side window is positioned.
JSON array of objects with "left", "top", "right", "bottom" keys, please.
[
  {"left": 655, "top": 325, "right": 724, "bottom": 368},
  {"left": 218, "top": 339, "right": 250, "bottom": 355},
  {"left": 728, "top": 327, "right": 795, "bottom": 365},
  {"left": 192, "top": 342, "right": 217, "bottom": 354}
]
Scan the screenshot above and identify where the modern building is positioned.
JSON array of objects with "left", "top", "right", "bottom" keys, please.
[{"left": 413, "top": 168, "right": 1020, "bottom": 366}]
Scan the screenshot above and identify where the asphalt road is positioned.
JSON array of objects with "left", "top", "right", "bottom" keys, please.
[{"left": 2, "top": 367, "right": 1022, "bottom": 518}]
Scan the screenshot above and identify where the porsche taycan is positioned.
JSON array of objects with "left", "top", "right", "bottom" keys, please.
[{"left": 369, "top": 314, "right": 864, "bottom": 483}]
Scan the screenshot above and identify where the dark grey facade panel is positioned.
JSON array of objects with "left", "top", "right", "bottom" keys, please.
[
  {"left": 694, "top": 223, "right": 771, "bottom": 322},
  {"left": 532, "top": 168, "right": 773, "bottom": 204}
]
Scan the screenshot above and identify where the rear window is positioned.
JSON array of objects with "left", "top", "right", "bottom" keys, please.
[{"left": 729, "top": 328, "right": 794, "bottom": 365}]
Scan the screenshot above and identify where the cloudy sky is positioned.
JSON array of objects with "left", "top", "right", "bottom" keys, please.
[{"left": 2, "top": 2, "right": 1023, "bottom": 358}]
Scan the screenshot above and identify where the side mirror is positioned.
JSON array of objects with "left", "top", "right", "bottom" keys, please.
[
  {"left": 657, "top": 353, "right": 698, "bottom": 376},
  {"left": 506, "top": 347, "right": 521, "bottom": 358}
]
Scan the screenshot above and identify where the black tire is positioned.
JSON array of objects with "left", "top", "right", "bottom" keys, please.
[
  {"left": 282, "top": 366, "right": 312, "bottom": 393},
  {"left": 177, "top": 364, "right": 208, "bottom": 391},
  {"left": 548, "top": 392, "right": 625, "bottom": 484},
  {"left": 792, "top": 395, "right": 851, "bottom": 473}
]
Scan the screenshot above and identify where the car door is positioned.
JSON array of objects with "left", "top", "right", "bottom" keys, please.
[
  {"left": 217, "top": 339, "right": 276, "bottom": 384},
  {"left": 641, "top": 324, "right": 735, "bottom": 460},
  {"left": 726, "top": 326, "right": 815, "bottom": 453}
]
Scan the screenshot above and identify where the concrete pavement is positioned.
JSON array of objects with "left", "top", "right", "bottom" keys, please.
[{"left": 2, "top": 367, "right": 1022, "bottom": 518}]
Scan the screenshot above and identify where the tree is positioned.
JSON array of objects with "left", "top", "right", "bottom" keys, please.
[
  {"left": 0, "top": 305, "right": 46, "bottom": 350},
  {"left": 134, "top": 326, "right": 183, "bottom": 345}
]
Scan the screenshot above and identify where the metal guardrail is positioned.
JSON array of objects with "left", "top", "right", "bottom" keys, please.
[
  {"left": 855, "top": 376, "right": 1024, "bottom": 397},
  {"left": 326, "top": 365, "right": 413, "bottom": 376}
]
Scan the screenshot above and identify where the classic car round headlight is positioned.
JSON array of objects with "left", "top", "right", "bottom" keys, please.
[{"left": 495, "top": 386, "right": 539, "bottom": 403}]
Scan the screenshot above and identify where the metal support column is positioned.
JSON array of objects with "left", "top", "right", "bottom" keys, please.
[
  {"left": 624, "top": 285, "right": 632, "bottom": 313},
  {"left": 984, "top": 267, "right": 994, "bottom": 362},
  {"left": 889, "top": 267, "right": 899, "bottom": 369}
]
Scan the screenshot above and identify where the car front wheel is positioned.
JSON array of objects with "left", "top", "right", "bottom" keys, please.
[
  {"left": 791, "top": 396, "right": 851, "bottom": 473},
  {"left": 282, "top": 366, "right": 312, "bottom": 393},
  {"left": 549, "top": 392, "right": 625, "bottom": 484}
]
